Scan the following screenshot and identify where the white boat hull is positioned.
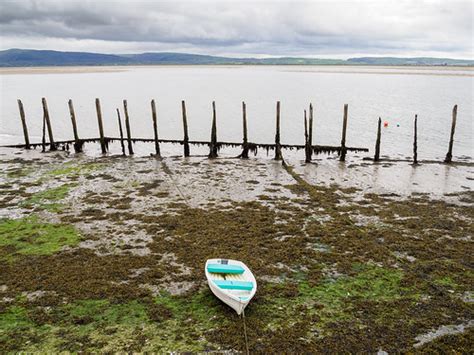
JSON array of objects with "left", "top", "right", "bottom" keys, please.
[{"left": 205, "top": 258, "right": 257, "bottom": 315}]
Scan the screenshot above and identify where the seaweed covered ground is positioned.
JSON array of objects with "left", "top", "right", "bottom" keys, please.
[{"left": 0, "top": 147, "right": 473, "bottom": 352}]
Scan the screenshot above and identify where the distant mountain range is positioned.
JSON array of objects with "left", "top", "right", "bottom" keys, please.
[{"left": 0, "top": 49, "right": 472, "bottom": 67}]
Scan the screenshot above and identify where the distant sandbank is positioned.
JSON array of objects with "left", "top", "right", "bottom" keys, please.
[{"left": 0, "top": 64, "right": 473, "bottom": 76}]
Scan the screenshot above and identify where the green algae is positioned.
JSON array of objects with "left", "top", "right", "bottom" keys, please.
[
  {"left": 261, "top": 264, "right": 417, "bottom": 334},
  {"left": 45, "top": 161, "right": 102, "bottom": 177},
  {"left": 5, "top": 167, "right": 33, "bottom": 179},
  {"left": 20, "top": 183, "right": 77, "bottom": 212},
  {"left": 0, "top": 305, "right": 32, "bottom": 331},
  {"left": 153, "top": 290, "right": 223, "bottom": 328},
  {"left": 433, "top": 276, "right": 457, "bottom": 289},
  {"left": 60, "top": 299, "right": 148, "bottom": 326},
  {"left": 0, "top": 216, "right": 80, "bottom": 259},
  {"left": 0, "top": 293, "right": 224, "bottom": 352}
]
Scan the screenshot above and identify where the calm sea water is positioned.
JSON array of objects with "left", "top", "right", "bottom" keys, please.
[{"left": 0, "top": 65, "right": 472, "bottom": 160}]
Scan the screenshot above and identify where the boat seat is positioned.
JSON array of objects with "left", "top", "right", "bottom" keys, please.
[
  {"left": 207, "top": 263, "right": 245, "bottom": 274},
  {"left": 213, "top": 280, "right": 253, "bottom": 291}
]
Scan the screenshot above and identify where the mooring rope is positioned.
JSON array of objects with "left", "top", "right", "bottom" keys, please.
[
  {"left": 161, "top": 160, "right": 190, "bottom": 207},
  {"left": 242, "top": 309, "right": 250, "bottom": 355}
]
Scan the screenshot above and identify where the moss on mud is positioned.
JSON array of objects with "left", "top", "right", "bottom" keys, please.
[
  {"left": 0, "top": 216, "right": 80, "bottom": 260},
  {"left": 0, "top": 292, "right": 227, "bottom": 352},
  {"left": 20, "top": 184, "right": 77, "bottom": 212},
  {"left": 45, "top": 161, "right": 102, "bottom": 177}
]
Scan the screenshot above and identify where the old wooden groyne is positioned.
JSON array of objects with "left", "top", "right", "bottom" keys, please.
[{"left": 7, "top": 99, "right": 461, "bottom": 164}]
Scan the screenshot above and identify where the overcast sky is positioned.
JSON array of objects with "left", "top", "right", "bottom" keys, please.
[{"left": 0, "top": 0, "right": 472, "bottom": 59}]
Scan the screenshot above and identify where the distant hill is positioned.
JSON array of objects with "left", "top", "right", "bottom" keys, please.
[
  {"left": 347, "top": 56, "right": 474, "bottom": 66},
  {"left": 0, "top": 49, "right": 472, "bottom": 67},
  {"left": 0, "top": 49, "right": 132, "bottom": 66}
]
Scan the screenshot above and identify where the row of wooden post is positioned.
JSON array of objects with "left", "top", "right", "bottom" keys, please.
[
  {"left": 16, "top": 98, "right": 459, "bottom": 164},
  {"left": 372, "top": 104, "right": 458, "bottom": 164}
]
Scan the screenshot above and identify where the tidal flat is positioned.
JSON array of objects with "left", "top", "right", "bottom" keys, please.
[{"left": 0, "top": 148, "right": 472, "bottom": 353}]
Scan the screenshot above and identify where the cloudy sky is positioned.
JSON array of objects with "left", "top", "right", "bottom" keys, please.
[{"left": 0, "top": 0, "right": 472, "bottom": 59}]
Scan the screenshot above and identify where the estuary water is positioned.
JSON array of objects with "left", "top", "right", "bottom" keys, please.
[
  {"left": 0, "top": 65, "right": 473, "bottom": 160},
  {"left": 0, "top": 65, "right": 473, "bottom": 198}
]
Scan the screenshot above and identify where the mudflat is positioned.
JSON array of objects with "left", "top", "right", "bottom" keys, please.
[{"left": 0, "top": 147, "right": 472, "bottom": 352}]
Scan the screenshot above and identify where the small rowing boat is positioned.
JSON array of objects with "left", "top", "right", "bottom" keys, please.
[{"left": 205, "top": 258, "right": 257, "bottom": 315}]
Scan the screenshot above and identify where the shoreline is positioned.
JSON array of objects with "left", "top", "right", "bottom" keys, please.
[{"left": 1, "top": 64, "right": 473, "bottom": 76}]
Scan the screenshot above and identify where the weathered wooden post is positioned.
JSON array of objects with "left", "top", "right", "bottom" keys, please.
[
  {"left": 95, "top": 98, "right": 107, "bottom": 154},
  {"left": 274, "top": 101, "right": 282, "bottom": 160},
  {"left": 339, "top": 104, "right": 348, "bottom": 161},
  {"left": 308, "top": 103, "right": 314, "bottom": 161},
  {"left": 123, "top": 99, "right": 134, "bottom": 155},
  {"left": 41, "top": 113, "right": 46, "bottom": 153},
  {"left": 444, "top": 104, "right": 458, "bottom": 163},
  {"left": 17, "top": 99, "right": 30, "bottom": 149},
  {"left": 209, "top": 101, "right": 218, "bottom": 158},
  {"left": 116, "top": 108, "right": 126, "bottom": 156},
  {"left": 41, "top": 97, "right": 56, "bottom": 150},
  {"left": 151, "top": 99, "right": 161, "bottom": 157},
  {"left": 374, "top": 117, "right": 382, "bottom": 161},
  {"left": 304, "top": 109, "right": 310, "bottom": 163},
  {"left": 413, "top": 114, "right": 418, "bottom": 164},
  {"left": 68, "top": 99, "right": 82, "bottom": 153},
  {"left": 181, "top": 100, "right": 190, "bottom": 157},
  {"left": 241, "top": 101, "right": 249, "bottom": 159}
]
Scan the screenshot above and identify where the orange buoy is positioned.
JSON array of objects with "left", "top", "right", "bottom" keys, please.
[{"left": 383, "top": 121, "right": 389, "bottom": 127}]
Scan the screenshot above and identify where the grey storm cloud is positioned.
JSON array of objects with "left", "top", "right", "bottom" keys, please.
[{"left": 0, "top": 0, "right": 472, "bottom": 58}]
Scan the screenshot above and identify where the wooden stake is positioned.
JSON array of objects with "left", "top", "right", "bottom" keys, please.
[
  {"left": 304, "top": 109, "right": 310, "bottom": 163},
  {"left": 116, "top": 108, "right": 126, "bottom": 156},
  {"left": 308, "top": 103, "right": 313, "bottom": 161},
  {"left": 17, "top": 99, "right": 30, "bottom": 149},
  {"left": 95, "top": 98, "right": 107, "bottom": 154},
  {"left": 151, "top": 99, "right": 161, "bottom": 157},
  {"left": 241, "top": 101, "right": 249, "bottom": 159},
  {"left": 122, "top": 100, "right": 134, "bottom": 155},
  {"left": 41, "top": 97, "right": 56, "bottom": 150},
  {"left": 209, "top": 101, "right": 218, "bottom": 158},
  {"left": 444, "top": 104, "right": 458, "bottom": 163},
  {"left": 41, "top": 111, "right": 46, "bottom": 153},
  {"left": 413, "top": 114, "right": 418, "bottom": 164},
  {"left": 374, "top": 117, "right": 382, "bottom": 161},
  {"left": 68, "top": 99, "right": 82, "bottom": 153},
  {"left": 181, "top": 100, "right": 190, "bottom": 157},
  {"left": 339, "top": 104, "right": 348, "bottom": 161},
  {"left": 274, "top": 101, "right": 282, "bottom": 160}
]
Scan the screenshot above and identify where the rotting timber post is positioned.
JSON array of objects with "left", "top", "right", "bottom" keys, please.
[
  {"left": 339, "top": 104, "right": 348, "bottom": 161},
  {"left": 151, "top": 99, "right": 161, "bottom": 157},
  {"left": 41, "top": 110, "right": 46, "bottom": 153},
  {"left": 95, "top": 98, "right": 107, "bottom": 154},
  {"left": 444, "top": 104, "right": 458, "bottom": 163},
  {"left": 413, "top": 114, "right": 418, "bottom": 164},
  {"left": 17, "top": 99, "right": 30, "bottom": 149},
  {"left": 307, "top": 103, "right": 314, "bottom": 162},
  {"left": 123, "top": 99, "right": 134, "bottom": 155},
  {"left": 374, "top": 117, "right": 382, "bottom": 161},
  {"left": 41, "top": 97, "right": 56, "bottom": 151},
  {"left": 68, "top": 99, "right": 82, "bottom": 153},
  {"left": 240, "top": 101, "right": 249, "bottom": 159},
  {"left": 181, "top": 100, "right": 190, "bottom": 157},
  {"left": 116, "top": 108, "right": 126, "bottom": 156},
  {"left": 274, "top": 101, "right": 282, "bottom": 161},
  {"left": 209, "top": 101, "right": 218, "bottom": 158},
  {"left": 304, "top": 109, "right": 310, "bottom": 163}
]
